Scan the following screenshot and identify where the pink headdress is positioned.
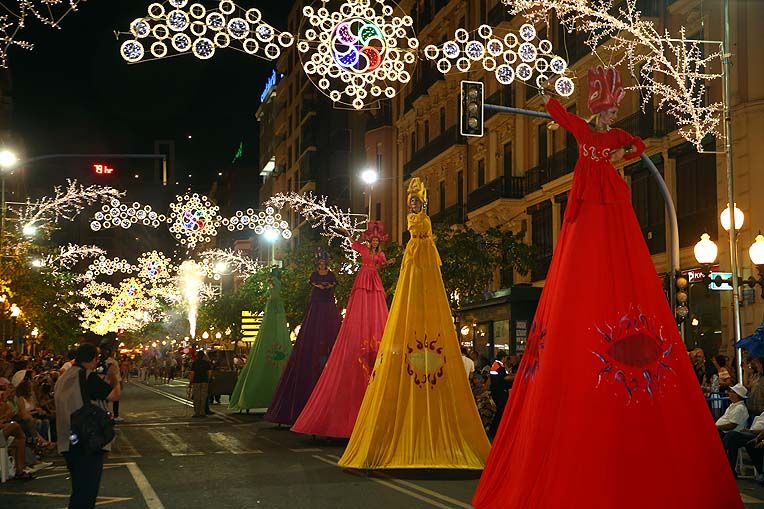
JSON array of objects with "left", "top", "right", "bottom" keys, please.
[
  {"left": 587, "top": 65, "right": 625, "bottom": 114},
  {"left": 361, "top": 220, "right": 389, "bottom": 242}
]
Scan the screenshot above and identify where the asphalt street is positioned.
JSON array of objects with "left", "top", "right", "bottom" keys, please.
[{"left": 2, "top": 380, "right": 764, "bottom": 508}]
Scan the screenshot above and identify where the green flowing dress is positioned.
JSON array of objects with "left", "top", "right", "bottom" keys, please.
[{"left": 229, "top": 273, "right": 293, "bottom": 412}]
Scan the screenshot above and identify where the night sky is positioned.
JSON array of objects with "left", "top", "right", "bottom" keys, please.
[{"left": 11, "top": 0, "right": 292, "bottom": 199}]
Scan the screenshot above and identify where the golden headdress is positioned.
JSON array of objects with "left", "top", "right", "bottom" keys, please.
[{"left": 407, "top": 177, "right": 427, "bottom": 205}]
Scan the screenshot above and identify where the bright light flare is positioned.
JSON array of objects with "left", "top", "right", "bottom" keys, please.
[
  {"left": 179, "top": 260, "right": 205, "bottom": 339},
  {"left": 360, "top": 169, "right": 378, "bottom": 185}
]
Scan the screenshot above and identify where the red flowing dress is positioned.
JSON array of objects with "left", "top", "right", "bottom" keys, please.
[
  {"left": 472, "top": 98, "right": 742, "bottom": 509},
  {"left": 292, "top": 242, "right": 388, "bottom": 437}
]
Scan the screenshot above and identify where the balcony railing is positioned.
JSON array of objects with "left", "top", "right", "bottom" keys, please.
[
  {"left": 403, "top": 125, "right": 465, "bottom": 179},
  {"left": 487, "top": 2, "right": 515, "bottom": 26},
  {"left": 466, "top": 176, "right": 526, "bottom": 212},
  {"left": 431, "top": 203, "right": 465, "bottom": 225},
  {"left": 524, "top": 148, "right": 577, "bottom": 193}
]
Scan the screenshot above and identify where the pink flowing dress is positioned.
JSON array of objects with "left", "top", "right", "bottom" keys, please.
[{"left": 292, "top": 241, "right": 389, "bottom": 438}]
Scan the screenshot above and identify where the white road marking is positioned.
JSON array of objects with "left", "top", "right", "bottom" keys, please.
[
  {"left": 324, "top": 454, "right": 473, "bottom": 509},
  {"left": 124, "top": 462, "right": 166, "bottom": 509},
  {"left": 289, "top": 448, "right": 324, "bottom": 453},
  {"left": 312, "top": 455, "right": 453, "bottom": 509},
  {"left": 208, "top": 432, "right": 263, "bottom": 455},
  {"left": 147, "top": 428, "right": 203, "bottom": 456},
  {"left": 134, "top": 382, "right": 240, "bottom": 424}
]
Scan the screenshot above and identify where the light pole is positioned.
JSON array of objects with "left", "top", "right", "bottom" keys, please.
[
  {"left": 360, "top": 168, "right": 378, "bottom": 219},
  {"left": 264, "top": 226, "right": 279, "bottom": 265},
  {"left": 0, "top": 149, "right": 18, "bottom": 255},
  {"left": 9, "top": 303, "right": 20, "bottom": 353}
]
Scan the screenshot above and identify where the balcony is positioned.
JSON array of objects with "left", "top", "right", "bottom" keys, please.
[
  {"left": 404, "top": 65, "right": 444, "bottom": 111},
  {"left": 524, "top": 148, "right": 577, "bottom": 193},
  {"left": 467, "top": 176, "right": 526, "bottom": 212},
  {"left": 488, "top": 2, "right": 515, "bottom": 26},
  {"left": 298, "top": 152, "right": 318, "bottom": 189},
  {"left": 366, "top": 106, "right": 392, "bottom": 131},
  {"left": 403, "top": 126, "right": 466, "bottom": 179},
  {"left": 274, "top": 106, "right": 287, "bottom": 136},
  {"left": 613, "top": 102, "right": 665, "bottom": 139},
  {"left": 431, "top": 203, "right": 465, "bottom": 225}
]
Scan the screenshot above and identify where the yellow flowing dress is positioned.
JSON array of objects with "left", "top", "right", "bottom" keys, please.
[{"left": 338, "top": 210, "right": 490, "bottom": 469}]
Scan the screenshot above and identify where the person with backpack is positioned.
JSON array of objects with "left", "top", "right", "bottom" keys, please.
[{"left": 54, "top": 343, "right": 120, "bottom": 509}]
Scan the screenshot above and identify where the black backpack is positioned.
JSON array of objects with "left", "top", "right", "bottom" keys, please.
[{"left": 69, "top": 368, "right": 115, "bottom": 455}]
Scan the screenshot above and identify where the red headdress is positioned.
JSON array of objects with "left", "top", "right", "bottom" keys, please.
[
  {"left": 361, "top": 220, "right": 389, "bottom": 242},
  {"left": 587, "top": 65, "right": 625, "bottom": 114}
]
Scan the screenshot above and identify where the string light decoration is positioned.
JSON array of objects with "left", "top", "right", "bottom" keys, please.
[
  {"left": 506, "top": 0, "right": 724, "bottom": 150},
  {"left": 200, "top": 248, "right": 264, "bottom": 276},
  {"left": 15, "top": 180, "right": 123, "bottom": 233},
  {"left": 297, "top": 0, "right": 418, "bottom": 109},
  {"left": 46, "top": 244, "right": 106, "bottom": 273},
  {"left": 90, "top": 198, "right": 166, "bottom": 232},
  {"left": 117, "top": 0, "right": 295, "bottom": 63},
  {"left": 424, "top": 23, "right": 574, "bottom": 96},
  {"left": 266, "top": 192, "right": 367, "bottom": 260},
  {"left": 137, "top": 250, "right": 177, "bottom": 279},
  {"left": 82, "top": 278, "right": 146, "bottom": 335},
  {"left": 221, "top": 206, "right": 292, "bottom": 238},
  {"left": 0, "top": 0, "right": 86, "bottom": 68},
  {"left": 168, "top": 193, "right": 220, "bottom": 248},
  {"left": 84, "top": 256, "right": 136, "bottom": 280}
]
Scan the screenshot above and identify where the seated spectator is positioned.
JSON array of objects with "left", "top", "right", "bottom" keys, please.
[
  {"left": 0, "top": 377, "right": 33, "bottom": 479},
  {"left": 722, "top": 410, "right": 764, "bottom": 477},
  {"left": 714, "top": 355, "right": 734, "bottom": 387},
  {"left": 717, "top": 383, "right": 750, "bottom": 434}
]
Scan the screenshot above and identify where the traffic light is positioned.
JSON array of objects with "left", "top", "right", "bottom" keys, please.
[{"left": 460, "top": 80, "right": 484, "bottom": 137}]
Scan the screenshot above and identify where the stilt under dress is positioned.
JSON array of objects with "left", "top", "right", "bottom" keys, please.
[
  {"left": 339, "top": 211, "right": 490, "bottom": 469},
  {"left": 292, "top": 241, "right": 389, "bottom": 438},
  {"left": 472, "top": 98, "right": 742, "bottom": 509},
  {"left": 228, "top": 274, "right": 292, "bottom": 412},
  {"left": 265, "top": 270, "right": 342, "bottom": 426}
]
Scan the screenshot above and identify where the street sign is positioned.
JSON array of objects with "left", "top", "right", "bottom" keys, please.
[{"left": 709, "top": 272, "right": 733, "bottom": 291}]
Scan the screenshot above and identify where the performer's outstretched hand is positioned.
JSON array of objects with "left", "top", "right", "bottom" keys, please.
[{"left": 609, "top": 148, "right": 626, "bottom": 163}]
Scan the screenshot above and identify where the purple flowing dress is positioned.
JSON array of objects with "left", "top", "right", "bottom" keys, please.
[{"left": 265, "top": 270, "right": 342, "bottom": 425}]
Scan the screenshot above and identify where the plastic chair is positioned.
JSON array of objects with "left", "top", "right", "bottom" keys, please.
[{"left": 0, "top": 435, "right": 16, "bottom": 483}]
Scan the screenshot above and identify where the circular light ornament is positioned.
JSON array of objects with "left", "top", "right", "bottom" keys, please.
[
  {"left": 298, "top": 0, "right": 418, "bottom": 110},
  {"left": 121, "top": 40, "right": 145, "bottom": 62},
  {"left": 549, "top": 55, "right": 567, "bottom": 74},
  {"left": 518, "top": 42, "right": 537, "bottom": 63},
  {"left": 206, "top": 12, "right": 225, "bottom": 31},
  {"left": 148, "top": 3, "right": 165, "bottom": 19},
  {"left": 227, "top": 18, "right": 249, "bottom": 40},
  {"left": 516, "top": 63, "right": 533, "bottom": 81},
  {"left": 169, "top": 0, "right": 188, "bottom": 7},
  {"left": 131, "top": 19, "right": 151, "bottom": 38},
  {"left": 152, "top": 24, "right": 169, "bottom": 39},
  {"left": 245, "top": 8, "right": 262, "bottom": 24},
  {"left": 495, "top": 64, "right": 515, "bottom": 85},
  {"left": 215, "top": 32, "right": 231, "bottom": 48},
  {"left": 519, "top": 23, "right": 536, "bottom": 41},
  {"left": 189, "top": 3, "right": 206, "bottom": 19},
  {"left": 167, "top": 10, "right": 190, "bottom": 32},
  {"left": 443, "top": 41, "right": 460, "bottom": 59},
  {"left": 219, "top": 0, "right": 235, "bottom": 14},
  {"left": 151, "top": 41, "right": 168, "bottom": 58},
  {"left": 465, "top": 40, "right": 485, "bottom": 60},
  {"left": 172, "top": 33, "right": 192, "bottom": 52},
  {"left": 554, "top": 76, "right": 575, "bottom": 97}
]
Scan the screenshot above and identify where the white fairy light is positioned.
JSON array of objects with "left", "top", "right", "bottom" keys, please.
[
  {"left": 89, "top": 198, "right": 166, "bottom": 232},
  {"left": 426, "top": 23, "right": 574, "bottom": 96},
  {"left": 266, "top": 192, "right": 368, "bottom": 261},
  {"left": 117, "top": 0, "right": 293, "bottom": 63},
  {"left": 200, "top": 249, "right": 264, "bottom": 276},
  {"left": 168, "top": 193, "right": 221, "bottom": 249},
  {"left": 46, "top": 244, "right": 106, "bottom": 273},
  {"left": 14, "top": 179, "right": 124, "bottom": 233},
  {"left": 0, "top": 0, "right": 86, "bottom": 68},
  {"left": 297, "top": 0, "right": 418, "bottom": 110},
  {"left": 507, "top": 0, "right": 724, "bottom": 151}
]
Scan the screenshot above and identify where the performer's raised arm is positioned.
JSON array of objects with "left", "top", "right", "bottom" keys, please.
[{"left": 542, "top": 95, "right": 590, "bottom": 139}]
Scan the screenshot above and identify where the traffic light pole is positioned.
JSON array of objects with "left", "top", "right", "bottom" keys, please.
[{"left": 482, "top": 102, "right": 681, "bottom": 329}]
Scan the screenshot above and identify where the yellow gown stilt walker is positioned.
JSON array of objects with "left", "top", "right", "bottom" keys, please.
[{"left": 339, "top": 178, "right": 490, "bottom": 470}]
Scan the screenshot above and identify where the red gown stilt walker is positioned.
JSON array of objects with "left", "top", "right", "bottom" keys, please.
[
  {"left": 473, "top": 66, "right": 742, "bottom": 509},
  {"left": 292, "top": 221, "right": 390, "bottom": 438}
]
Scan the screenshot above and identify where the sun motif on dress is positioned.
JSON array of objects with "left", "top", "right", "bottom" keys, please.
[
  {"left": 518, "top": 319, "right": 546, "bottom": 383},
  {"left": 368, "top": 351, "right": 383, "bottom": 385},
  {"left": 358, "top": 335, "right": 381, "bottom": 380},
  {"left": 592, "top": 305, "right": 674, "bottom": 402},
  {"left": 405, "top": 331, "right": 446, "bottom": 389}
]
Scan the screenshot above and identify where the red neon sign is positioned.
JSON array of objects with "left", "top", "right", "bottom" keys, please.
[{"left": 93, "top": 163, "right": 115, "bottom": 175}]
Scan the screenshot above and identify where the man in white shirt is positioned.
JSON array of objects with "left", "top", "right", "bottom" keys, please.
[
  {"left": 461, "top": 348, "right": 475, "bottom": 378},
  {"left": 717, "top": 383, "right": 750, "bottom": 433}
]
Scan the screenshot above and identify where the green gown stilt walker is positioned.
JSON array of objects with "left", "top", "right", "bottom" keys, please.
[{"left": 229, "top": 268, "right": 293, "bottom": 412}]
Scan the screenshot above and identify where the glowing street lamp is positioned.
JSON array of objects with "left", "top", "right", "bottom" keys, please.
[
  {"left": 694, "top": 233, "right": 719, "bottom": 266},
  {"left": 22, "top": 224, "right": 36, "bottom": 237},
  {"left": 202, "top": 331, "right": 209, "bottom": 340},
  {"left": 215, "top": 332, "right": 222, "bottom": 340},
  {"left": 10, "top": 303, "right": 21, "bottom": 318},
  {"left": 0, "top": 149, "right": 18, "bottom": 170},
  {"left": 360, "top": 168, "right": 378, "bottom": 219},
  {"left": 720, "top": 203, "right": 744, "bottom": 232}
]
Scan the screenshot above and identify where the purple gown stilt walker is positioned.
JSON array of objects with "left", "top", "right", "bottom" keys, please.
[{"left": 265, "top": 253, "right": 342, "bottom": 426}]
